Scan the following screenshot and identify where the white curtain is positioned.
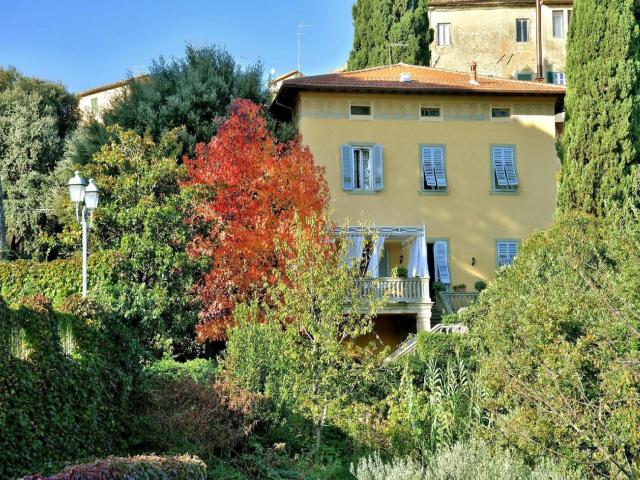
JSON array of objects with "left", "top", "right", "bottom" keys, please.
[
  {"left": 407, "top": 235, "right": 428, "bottom": 278},
  {"left": 344, "top": 236, "right": 364, "bottom": 268},
  {"left": 366, "top": 236, "right": 387, "bottom": 277}
]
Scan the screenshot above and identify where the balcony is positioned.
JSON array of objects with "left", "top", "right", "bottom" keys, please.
[
  {"left": 436, "top": 291, "right": 479, "bottom": 314},
  {"left": 354, "top": 277, "right": 431, "bottom": 304}
]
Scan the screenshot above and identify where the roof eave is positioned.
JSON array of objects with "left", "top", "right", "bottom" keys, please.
[{"left": 274, "top": 83, "right": 564, "bottom": 110}]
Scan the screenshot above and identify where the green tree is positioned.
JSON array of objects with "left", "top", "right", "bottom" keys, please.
[
  {"left": 74, "top": 128, "right": 207, "bottom": 355},
  {"left": 347, "top": 0, "right": 432, "bottom": 70},
  {"left": 222, "top": 217, "right": 384, "bottom": 451},
  {"left": 0, "top": 67, "right": 78, "bottom": 259},
  {"left": 557, "top": 0, "right": 640, "bottom": 221},
  {"left": 66, "top": 44, "right": 270, "bottom": 166},
  {"left": 467, "top": 214, "right": 640, "bottom": 478}
]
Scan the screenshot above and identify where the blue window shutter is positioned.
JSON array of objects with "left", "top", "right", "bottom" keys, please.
[
  {"left": 341, "top": 145, "right": 354, "bottom": 191},
  {"left": 508, "top": 241, "right": 518, "bottom": 263},
  {"left": 433, "top": 147, "right": 447, "bottom": 187},
  {"left": 373, "top": 144, "right": 384, "bottom": 191},
  {"left": 503, "top": 148, "right": 518, "bottom": 186},
  {"left": 422, "top": 147, "right": 437, "bottom": 187},
  {"left": 434, "top": 241, "right": 450, "bottom": 284},
  {"left": 497, "top": 241, "right": 517, "bottom": 266},
  {"left": 492, "top": 147, "right": 509, "bottom": 187}
]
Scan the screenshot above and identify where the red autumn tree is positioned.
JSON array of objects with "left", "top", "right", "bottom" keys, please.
[{"left": 183, "top": 99, "right": 329, "bottom": 341}]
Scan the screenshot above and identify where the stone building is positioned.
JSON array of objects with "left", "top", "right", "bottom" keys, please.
[{"left": 429, "top": 0, "right": 573, "bottom": 83}]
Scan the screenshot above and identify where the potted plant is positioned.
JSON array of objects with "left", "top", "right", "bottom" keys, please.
[
  {"left": 474, "top": 280, "right": 487, "bottom": 292},
  {"left": 391, "top": 266, "right": 408, "bottom": 278},
  {"left": 433, "top": 281, "right": 447, "bottom": 293},
  {"left": 452, "top": 283, "right": 467, "bottom": 292}
]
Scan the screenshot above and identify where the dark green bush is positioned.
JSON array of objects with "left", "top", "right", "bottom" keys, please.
[
  {"left": 19, "top": 454, "right": 207, "bottom": 480},
  {"left": 0, "top": 295, "right": 140, "bottom": 479}
]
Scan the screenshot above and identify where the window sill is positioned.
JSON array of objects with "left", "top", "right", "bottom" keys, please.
[
  {"left": 345, "top": 190, "right": 381, "bottom": 195},
  {"left": 418, "top": 189, "right": 448, "bottom": 196},
  {"left": 490, "top": 189, "right": 519, "bottom": 196}
]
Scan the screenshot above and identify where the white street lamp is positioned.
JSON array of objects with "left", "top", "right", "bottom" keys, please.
[{"left": 67, "top": 171, "right": 99, "bottom": 298}]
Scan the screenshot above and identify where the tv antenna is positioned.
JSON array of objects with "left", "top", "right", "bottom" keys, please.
[
  {"left": 297, "top": 22, "right": 312, "bottom": 72},
  {"left": 388, "top": 42, "right": 408, "bottom": 65}
]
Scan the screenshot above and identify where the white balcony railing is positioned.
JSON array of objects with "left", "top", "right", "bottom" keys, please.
[{"left": 354, "top": 277, "right": 430, "bottom": 304}]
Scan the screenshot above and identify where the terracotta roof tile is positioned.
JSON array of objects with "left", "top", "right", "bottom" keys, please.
[{"left": 277, "top": 64, "right": 565, "bottom": 99}]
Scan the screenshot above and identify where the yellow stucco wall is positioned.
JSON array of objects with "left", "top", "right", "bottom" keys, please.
[
  {"left": 296, "top": 91, "right": 559, "bottom": 288},
  {"left": 429, "top": 3, "right": 572, "bottom": 80}
]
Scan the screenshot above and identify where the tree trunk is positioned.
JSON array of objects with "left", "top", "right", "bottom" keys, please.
[
  {"left": 0, "top": 178, "right": 7, "bottom": 260},
  {"left": 314, "top": 403, "right": 328, "bottom": 452}
]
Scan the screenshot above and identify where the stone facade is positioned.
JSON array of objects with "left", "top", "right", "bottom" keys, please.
[{"left": 429, "top": 0, "right": 573, "bottom": 82}]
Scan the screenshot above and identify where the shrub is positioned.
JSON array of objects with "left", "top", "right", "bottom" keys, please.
[
  {"left": 19, "top": 454, "right": 207, "bottom": 480},
  {"left": 351, "top": 441, "right": 583, "bottom": 480},
  {"left": 138, "top": 371, "right": 259, "bottom": 460},
  {"left": 144, "top": 358, "right": 216, "bottom": 385},
  {"left": 351, "top": 452, "right": 425, "bottom": 480},
  {"left": 473, "top": 280, "right": 487, "bottom": 292},
  {"left": 468, "top": 214, "right": 640, "bottom": 477},
  {"left": 426, "top": 441, "right": 583, "bottom": 480},
  {"left": 0, "top": 296, "right": 140, "bottom": 479},
  {"left": 0, "top": 254, "right": 115, "bottom": 308},
  {"left": 410, "top": 331, "right": 475, "bottom": 372}
]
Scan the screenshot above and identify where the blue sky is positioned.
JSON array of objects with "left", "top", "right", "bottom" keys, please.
[{"left": 0, "top": 0, "right": 355, "bottom": 93}]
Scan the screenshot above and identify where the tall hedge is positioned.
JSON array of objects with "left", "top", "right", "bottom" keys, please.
[
  {"left": 557, "top": 0, "right": 640, "bottom": 221},
  {"left": 0, "top": 252, "right": 116, "bottom": 308},
  {"left": 0, "top": 295, "right": 140, "bottom": 478}
]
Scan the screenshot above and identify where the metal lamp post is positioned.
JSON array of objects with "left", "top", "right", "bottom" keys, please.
[{"left": 67, "top": 171, "right": 100, "bottom": 298}]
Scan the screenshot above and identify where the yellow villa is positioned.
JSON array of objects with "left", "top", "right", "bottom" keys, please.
[{"left": 272, "top": 63, "right": 565, "bottom": 347}]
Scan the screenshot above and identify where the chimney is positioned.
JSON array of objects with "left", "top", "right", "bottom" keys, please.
[{"left": 469, "top": 62, "right": 479, "bottom": 85}]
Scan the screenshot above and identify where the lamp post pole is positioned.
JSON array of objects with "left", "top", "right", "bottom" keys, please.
[
  {"left": 81, "top": 205, "right": 88, "bottom": 297},
  {"left": 67, "top": 171, "right": 100, "bottom": 299}
]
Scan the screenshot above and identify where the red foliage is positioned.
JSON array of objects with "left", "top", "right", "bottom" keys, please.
[{"left": 183, "top": 100, "right": 329, "bottom": 341}]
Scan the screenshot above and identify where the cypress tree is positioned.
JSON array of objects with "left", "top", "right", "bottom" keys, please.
[
  {"left": 557, "top": 0, "right": 640, "bottom": 220},
  {"left": 347, "top": 0, "right": 432, "bottom": 70}
]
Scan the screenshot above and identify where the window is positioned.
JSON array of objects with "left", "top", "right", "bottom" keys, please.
[
  {"left": 341, "top": 144, "right": 384, "bottom": 192},
  {"left": 350, "top": 104, "right": 372, "bottom": 118},
  {"left": 420, "top": 105, "right": 442, "bottom": 121},
  {"left": 434, "top": 241, "right": 450, "bottom": 284},
  {"left": 492, "top": 146, "right": 518, "bottom": 192},
  {"left": 516, "top": 72, "right": 533, "bottom": 81},
  {"left": 437, "top": 23, "right": 451, "bottom": 46},
  {"left": 421, "top": 146, "right": 447, "bottom": 192},
  {"left": 547, "top": 71, "right": 566, "bottom": 85},
  {"left": 552, "top": 10, "right": 565, "bottom": 37},
  {"left": 378, "top": 248, "right": 389, "bottom": 277},
  {"left": 496, "top": 240, "right": 519, "bottom": 267},
  {"left": 567, "top": 9, "right": 572, "bottom": 27},
  {"left": 491, "top": 107, "right": 511, "bottom": 121},
  {"left": 90, "top": 97, "right": 99, "bottom": 115},
  {"left": 353, "top": 147, "right": 372, "bottom": 190},
  {"left": 516, "top": 18, "right": 529, "bottom": 42}
]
